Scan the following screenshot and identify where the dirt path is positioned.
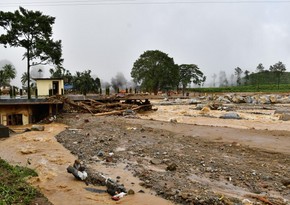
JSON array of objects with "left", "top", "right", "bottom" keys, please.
[{"left": 0, "top": 123, "right": 172, "bottom": 205}]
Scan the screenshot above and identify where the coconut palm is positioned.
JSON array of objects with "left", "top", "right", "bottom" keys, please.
[{"left": 0, "top": 64, "right": 16, "bottom": 87}]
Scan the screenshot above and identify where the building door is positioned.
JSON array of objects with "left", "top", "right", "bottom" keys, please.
[{"left": 52, "top": 81, "right": 59, "bottom": 95}]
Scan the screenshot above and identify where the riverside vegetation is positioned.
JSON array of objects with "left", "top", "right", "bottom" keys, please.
[{"left": 0, "top": 158, "right": 51, "bottom": 205}]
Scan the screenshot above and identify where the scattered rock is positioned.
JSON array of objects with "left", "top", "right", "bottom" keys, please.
[
  {"left": 31, "top": 125, "right": 45, "bottom": 131},
  {"left": 150, "top": 158, "right": 162, "bottom": 165},
  {"left": 127, "top": 189, "right": 135, "bottom": 195},
  {"left": 170, "top": 118, "right": 177, "bottom": 123},
  {"left": 279, "top": 113, "right": 290, "bottom": 121},
  {"left": 281, "top": 179, "right": 290, "bottom": 186},
  {"left": 166, "top": 163, "right": 177, "bottom": 171},
  {"left": 220, "top": 112, "right": 241, "bottom": 119}
]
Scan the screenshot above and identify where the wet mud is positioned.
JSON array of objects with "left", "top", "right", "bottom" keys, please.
[{"left": 0, "top": 101, "right": 290, "bottom": 205}]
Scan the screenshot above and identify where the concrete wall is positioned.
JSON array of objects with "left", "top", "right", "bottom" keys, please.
[
  {"left": 36, "top": 79, "right": 64, "bottom": 96},
  {"left": 0, "top": 105, "right": 30, "bottom": 126}
]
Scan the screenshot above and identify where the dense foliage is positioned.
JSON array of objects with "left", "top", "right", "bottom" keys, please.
[
  {"left": 72, "top": 70, "right": 101, "bottom": 95},
  {"left": 0, "top": 7, "right": 62, "bottom": 99},
  {"left": 179, "top": 64, "right": 206, "bottom": 95},
  {"left": 131, "top": 50, "right": 179, "bottom": 94}
]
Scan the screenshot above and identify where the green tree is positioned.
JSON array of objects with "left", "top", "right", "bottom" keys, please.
[
  {"left": 255, "top": 63, "right": 265, "bottom": 89},
  {"left": 0, "top": 64, "right": 16, "bottom": 87},
  {"left": 21, "top": 72, "right": 35, "bottom": 89},
  {"left": 244, "top": 70, "right": 250, "bottom": 85},
  {"left": 50, "top": 66, "right": 73, "bottom": 84},
  {"left": 269, "top": 61, "right": 286, "bottom": 89},
  {"left": 0, "top": 7, "right": 62, "bottom": 99},
  {"left": 131, "top": 50, "right": 179, "bottom": 95},
  {"left": 73, "top": 70, "right": 100, "bottom": 95},
  {"left": 178, "top": 64, "right": 206, "bottom": 96},
  {"left": 234, "top": 67, "right": 243, "bottom": 86},
  {"left": 256, "top": 63, "right": 264, "bottom": 73}
]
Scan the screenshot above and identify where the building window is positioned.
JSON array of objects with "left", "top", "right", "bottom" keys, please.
[{"left": 7, "top": 114, "right": 23, "bottom": 125}]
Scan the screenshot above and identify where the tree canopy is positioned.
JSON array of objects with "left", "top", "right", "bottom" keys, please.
[
  {"left": 178, "top": 64, "right": 206, "bottom": 95},
  {"left": 50, "top": 66, "right": 73, "bottom": 84},
  {"left": 0, "top": 7, "right": 62, "bottom": 99},
  {"left": 269, "top": 61, "right": 286, "bottom": 89},
  {"left": 73, "top": 70, "right": 101, "bottom": 95},
  {"left": 131, "top": 50, "right": 179, "bottom": 94}
]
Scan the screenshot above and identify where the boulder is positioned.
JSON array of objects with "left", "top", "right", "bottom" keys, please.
[
  {"left": 195, "top": 104, "right": 205, "bottom": 110},
  {"left": 188, "top": 98, "right": 201, "bottom": 104},
  {"left": 217, "top": 96, "right": 231, "bottom": 103},
  {"left": 259, "top": 96, "right": 270, "bottom": 104},
  {"left": 31, "top": 125, "right": 45, "bottom": 131},
  {"left": 279, "top": 113, "right": 290, "bottom": 121},
  {"left": 232, "top": 95, "right": 245, "bottom": 103},
  {"left": 244, "top": 96, "right": 253, "bottom": 104},
  {"left": 269, "top": 95, "right": 277, "bottom": 103},
  {"left": 220, "top": 112, "right": 241, "bottom": 119},
  {"left": 150, "top": 158, "right": 162, "bottom": 165}
]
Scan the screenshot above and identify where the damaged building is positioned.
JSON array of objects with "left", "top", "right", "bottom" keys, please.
[
  {"left": 0, "top": 78, "right": 64, "bottom": 126},
  {"left": 0, "top": 99, "right": 63, "bottom": 126}
]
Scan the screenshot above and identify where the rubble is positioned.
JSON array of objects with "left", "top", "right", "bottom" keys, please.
[
  {"left": 31, "top": 125, "right": 45, "bottom": 131},
  {"left": 55, "top": 114, "right": 290, "bottom": 205},
  {"left": 47, "top": 95, "right": 153, "bottom": 116}
]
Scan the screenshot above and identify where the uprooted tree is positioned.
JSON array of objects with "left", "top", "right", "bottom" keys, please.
[{"left": 0, "top": 7, "right": 63, "bottom": 99}]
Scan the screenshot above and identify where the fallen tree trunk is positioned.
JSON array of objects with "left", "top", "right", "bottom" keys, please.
[
  {"left": 86, "top": 170, "right": 126, "bottom": 196},
  {"left": 94, "top": 110, "right": 125, "bottom": 116}
]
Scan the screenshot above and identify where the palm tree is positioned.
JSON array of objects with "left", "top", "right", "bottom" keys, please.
[
  {"left": 21, "top": 72, "right": 29, "bottom": 87},
  {"left": 0, "top": 64, "right": 16, "bottom": 87},
  {"left": 21, "top": 72, "right": 35, "bottom": 90}
]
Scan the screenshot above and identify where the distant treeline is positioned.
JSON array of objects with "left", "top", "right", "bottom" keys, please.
[{"left": 190, "top": 71, "right": 290, "bottom": 93}]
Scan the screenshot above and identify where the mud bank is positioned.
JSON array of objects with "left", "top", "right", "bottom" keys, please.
[{"left": 55, "top": 113, "right": 290, "bottom": 205}]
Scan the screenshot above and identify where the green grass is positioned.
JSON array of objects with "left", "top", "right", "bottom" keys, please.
[
  {"left": 0, "top": 158, "right": 39, "bottom": 205},
  {"left": 189, "top": 84, "right": 290, "bottom": 93}
]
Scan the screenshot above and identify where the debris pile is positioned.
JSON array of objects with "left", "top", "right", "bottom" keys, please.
[
  {"left": 47, "top": 95, "right": 152, "bottom": 115},
  {"left": 67, "top": 159, "right": 128, "bottom": 201}
]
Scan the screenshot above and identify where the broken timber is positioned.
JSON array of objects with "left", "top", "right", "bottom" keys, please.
[{"left": 47, "top": 95, "right": 153, "bottom": 115}]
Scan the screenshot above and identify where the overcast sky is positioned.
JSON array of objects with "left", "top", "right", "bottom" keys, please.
[{"left": 1, "top": 0, "right": 290, "bottom": 87}]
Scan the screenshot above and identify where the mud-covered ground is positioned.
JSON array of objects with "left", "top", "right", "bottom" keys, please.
[{"left": 55, "top": 112, "right": 290, "bottom": 205}]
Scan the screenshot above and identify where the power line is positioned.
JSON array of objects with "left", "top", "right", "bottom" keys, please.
[{"left": 1, "top": 0, "right": 290, "bottom": 7}]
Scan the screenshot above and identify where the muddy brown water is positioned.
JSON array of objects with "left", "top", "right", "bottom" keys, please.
[
  {"left": 139, "top": 104, "right": 290, "bottom": 154},
  {"left": 0, "top": 124, "right": 173, "bottom": 205}
]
